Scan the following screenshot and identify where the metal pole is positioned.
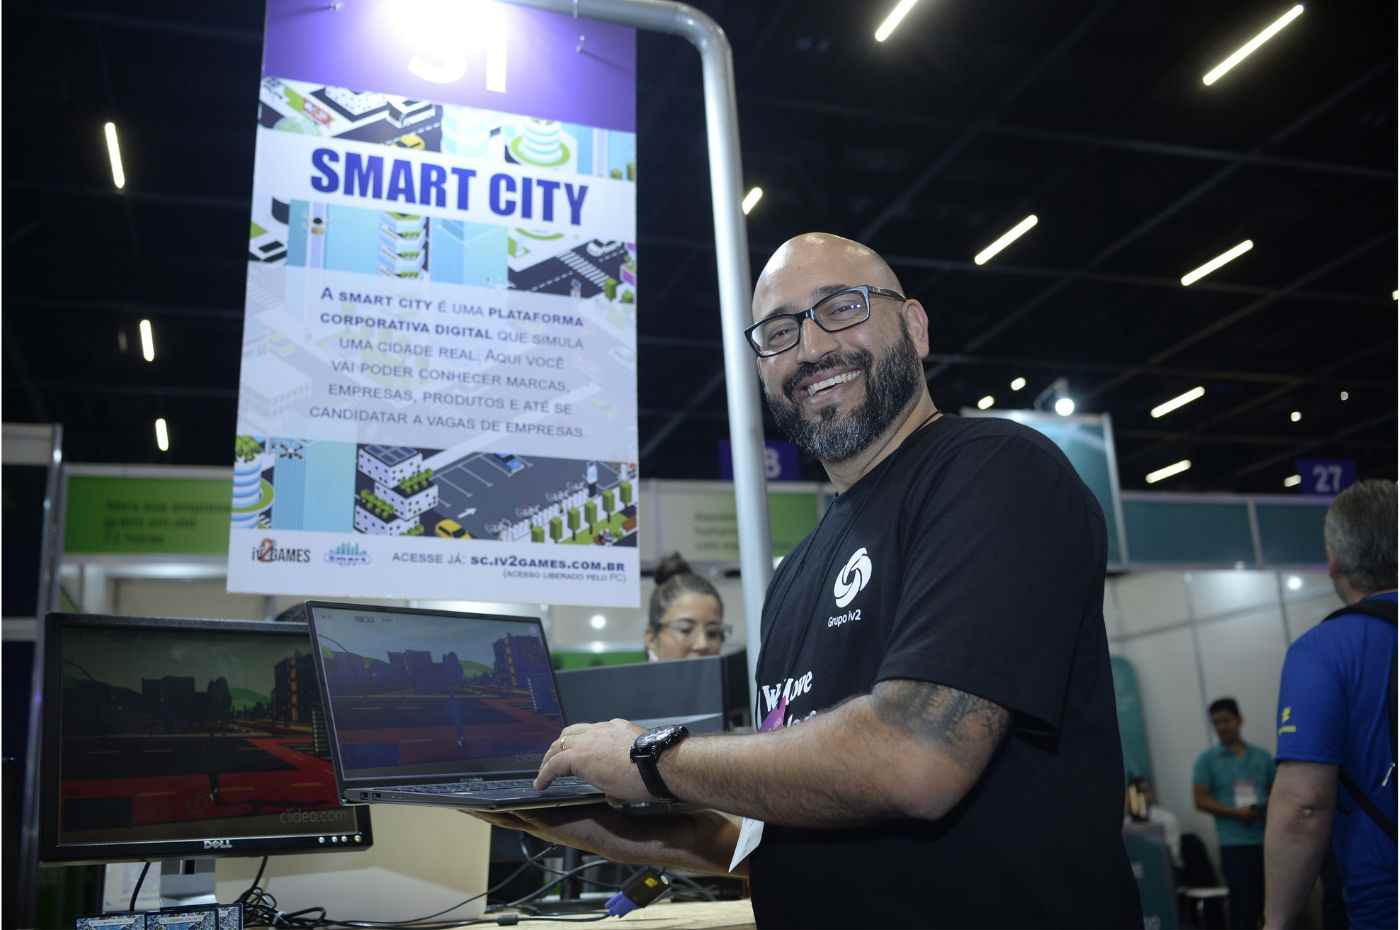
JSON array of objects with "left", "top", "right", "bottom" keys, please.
[
  {"left": 17, "top": 423, "right": 64, "bottom": 927},
  {"left": 504, "top": 0, "right": 774, "bottom": 687}
]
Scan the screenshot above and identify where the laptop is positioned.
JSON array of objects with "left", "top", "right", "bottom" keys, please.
[{"left": 305, "top": 600, "right": 605, "bottom": 810}]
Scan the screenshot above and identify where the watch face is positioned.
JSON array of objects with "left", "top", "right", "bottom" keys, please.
[
  {"left": 636, "top": 725, "right": 683, "bottom": 752},
  {"left": 636, "top": 727, "right": 672, "bottom": 751}
]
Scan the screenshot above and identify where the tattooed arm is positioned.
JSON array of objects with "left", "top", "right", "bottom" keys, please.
[{"left": 650, "top": 679, "right": 1011, "bottom": 827}]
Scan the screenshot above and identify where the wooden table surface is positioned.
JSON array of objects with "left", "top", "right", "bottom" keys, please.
[{"left": 455, "top": 898, "right": 756, "bottom": 930}]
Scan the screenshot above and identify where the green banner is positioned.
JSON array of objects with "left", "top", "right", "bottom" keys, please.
[
  {"left": 768, "top": 493, "right": 820, "bottom": 556},
  {"left": 658, "top": 488, "right": 819, "bottom": 562},
  {"left": 551, "top": 650, "right": 646, "bottom": 670},
  {"left": 64, "top": 475, "right": 231, "bottom": 555}
]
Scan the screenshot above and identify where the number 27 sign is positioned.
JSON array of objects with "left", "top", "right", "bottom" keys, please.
[{"left": 1295, "top": 458, "right": 1356, "bottom": 496}]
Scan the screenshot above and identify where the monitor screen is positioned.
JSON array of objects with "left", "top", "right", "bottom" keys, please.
[
  {"left": 40, "top": 615, "right": 370, "bottom": 864},
  {"left": 308, "top": 605, "right": 564, "bottom": 782},
  {"left": 557, "top": 650, "right": 751, "bottom": 734}
]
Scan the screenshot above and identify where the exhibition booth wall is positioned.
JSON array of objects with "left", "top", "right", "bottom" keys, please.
[
  {"left": 21, "top": 462, "right": 1338, "bottom": 873},
  {"left": 23, "top": 464, "right": 1336, "bottom": 661},
  {"left": 1106, "top": 568, "right": 1342, "bottom": 870},
  {"left": 6, "top": 456, "right": 1347, "bottom": 906}
]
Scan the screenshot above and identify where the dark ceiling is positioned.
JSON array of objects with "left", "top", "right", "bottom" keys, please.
[{"left": 3, "top": 0, "right": 1396, "bottom": 493}]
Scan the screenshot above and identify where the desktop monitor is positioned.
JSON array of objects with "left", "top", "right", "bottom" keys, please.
[
  {"left": 39, "top": 614, "right": 372, "bottom": 865},
  {"left": 556, "top": 650, "right": 751, "bottom": 734}
]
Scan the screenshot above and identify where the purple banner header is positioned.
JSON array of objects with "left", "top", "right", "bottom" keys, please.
[{"left": 263, "top": 0, "right": 635, "bottom": 133}]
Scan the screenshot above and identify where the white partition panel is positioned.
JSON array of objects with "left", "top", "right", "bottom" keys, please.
[
  {"left": 546, "top": 573, "right": 749, "bottom": 655},
  {"left": 113, "top": 578, "right": 270, "bottom": 620},
  {"left": 1102, "top": 584, "right": 1124, "bottom": 640},
  {"left": 1195, "top": 607, "right": 1291, "bottom": 756},
  {"left": 1186, "top": 570, "right": 1279, "bottom": 619},
  {"left": 1283, "top": 592, "right": 1344, "bottom": 643},
  {"left": 1114, "top": 572, "right": 1190, "bottom": 636},
  {"left": 1279, "top": 571, "right": 1336, "bottom": 606}
]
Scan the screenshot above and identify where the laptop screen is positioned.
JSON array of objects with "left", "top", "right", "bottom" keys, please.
[{"left": 310, "top": 606, "right": 565, "bottom": 781}]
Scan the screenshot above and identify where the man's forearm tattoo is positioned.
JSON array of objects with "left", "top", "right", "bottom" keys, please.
[{"left": 871, "top": 679, "right": 1010, "bottom": 769}]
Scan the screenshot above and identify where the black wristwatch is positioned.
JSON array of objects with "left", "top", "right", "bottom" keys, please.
[{"left": 630, "top": 725, "right": 689, "bottom": 801}]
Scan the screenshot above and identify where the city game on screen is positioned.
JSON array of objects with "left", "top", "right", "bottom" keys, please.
[
  {"left": 57, "top": 627, "right": 342, "bottom": 844},
  {"left": 315, "top": 609, "right": 563, "bottom": 777}
]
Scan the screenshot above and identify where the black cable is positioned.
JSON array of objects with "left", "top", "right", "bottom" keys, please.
[
  {"left": 501, "top": 859, "right": 622, "bottom": 910},
  {"left": 129, "top": 861, "right": 152, "bottom": 913},
  {"left": 330, "top": 842, "right": 562, "bottom": 928},
  {"left": 505, "top": 917, "right": 610, "bottom": 924},
  {"left": 529, "top": 862, "right": 623, "bottom": 892},
  {"left": 231, "top": 842, "right": 633, "bottom": 928},
  {"left": 241, "top": 856, "right": 270, "bottom": 903},
  {"left": 518, "top": 835, "right": 623, "bottom": 892}
]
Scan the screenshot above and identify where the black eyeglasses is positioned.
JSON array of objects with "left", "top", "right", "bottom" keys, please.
[
  {"left": 657, "top": 620, "right": 733, "bottom": 644},
  {"left": 744, "top": 284, "right": 907, "bottom": 358}
]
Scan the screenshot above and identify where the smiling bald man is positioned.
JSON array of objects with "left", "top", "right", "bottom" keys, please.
[{"left": 466, "top": 234, "right": 1141, "bottom": 929}]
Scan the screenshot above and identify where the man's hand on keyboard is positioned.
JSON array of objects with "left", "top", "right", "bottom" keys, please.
[{"left": 535, "top": 719, "right": 649, "bottom": 802}]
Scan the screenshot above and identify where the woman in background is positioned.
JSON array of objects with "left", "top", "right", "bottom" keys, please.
[{"left": 644, "top": 553, "right": 729, "bottom": 661}]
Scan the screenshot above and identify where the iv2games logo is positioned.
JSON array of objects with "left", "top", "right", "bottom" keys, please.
[
  {"left": 325, "top": 542, "right": 372, "bottom": 567},
  {"left": 253, "top": 537, "right": 312, "bottom": 564}
]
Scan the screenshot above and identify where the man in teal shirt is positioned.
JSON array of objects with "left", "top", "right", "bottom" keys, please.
[{"left": 1193, "top": 697, "right": 1276, "bottom": 930}]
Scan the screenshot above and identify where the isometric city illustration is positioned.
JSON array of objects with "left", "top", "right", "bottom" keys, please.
[
  {"left": 57, "top": 629, "right": 341, "bottom": 843},
  {"left": 258, "top": 76, "right": 636, "bottom": 179},
  {"left": 315, "top": 612, "right": 562, "bottom": 772},
  {"left": 259, "top": 77, "right": 444, "bottom": 147},
  {"left": 353, "top": 444, "right": 637, "bottom": 545},
  {"left": 234, "top": 434, "right": 638, "bottom": 548},
  {"left": 279, "top": 196, "right": 638, "bottom": 302}
]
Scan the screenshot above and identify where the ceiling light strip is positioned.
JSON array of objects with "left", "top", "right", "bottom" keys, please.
[
  {"left": 1146, "top": 459, "right": 1191, "bottom": 485},
  {"left": 974, "top": 215, "right": 1039, "bottom": 266},
  {"left": 875, "top": 0, "right": 921, "bottom": 42},
  {"left": 1203, "top": 5, "right": 1306, "bottom": 86},
  {"left": 741, "top": 187, "right": 763, "bottom": 215},
  {"left": 104, "top": 122, "right": 126, "bottom": 190},
  {"left": 139, "top": 319, "right": 156, "bottom": 363},
  {"left": 1150, "top": 385, "right": 1205, "bottom": 419},
  {"left": 1180, "top": 239, "right": 1253, "bottom": 286}
]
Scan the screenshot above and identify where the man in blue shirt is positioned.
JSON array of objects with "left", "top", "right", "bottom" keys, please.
[
  {"left": 1193, "top": 697, "right": 1276, "bottom": 930},
  {"left": 1266, "top": 479, "right": 1397, "bottom": 930}
]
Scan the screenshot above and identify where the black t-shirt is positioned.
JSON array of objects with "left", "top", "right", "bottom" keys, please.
[{"left": 749, "top": 414, "right": 1142, "bottom": 929}]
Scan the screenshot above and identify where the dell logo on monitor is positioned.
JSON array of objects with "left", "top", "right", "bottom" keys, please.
[{"left": 202, "top": 839, "right": 234, "bottom": 850}]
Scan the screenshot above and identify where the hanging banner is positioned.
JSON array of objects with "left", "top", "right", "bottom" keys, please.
[{"left": 229, "top": 0, "right": 639, "bottom": 606}]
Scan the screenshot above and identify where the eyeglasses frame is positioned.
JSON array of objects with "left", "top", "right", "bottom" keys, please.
[
  {"left": 743, "top": 284, "right": 908, "bottom": 358},
  {"left": 654, "top": 619, "right": 734, "bottom": 643}
]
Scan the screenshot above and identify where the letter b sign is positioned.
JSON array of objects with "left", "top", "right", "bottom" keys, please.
[
  {"left": 719, "top": 440, "right": 799, "bottom": 481},
  {"left": 763, "top": 447, "right": 781, "bottom": 479}
]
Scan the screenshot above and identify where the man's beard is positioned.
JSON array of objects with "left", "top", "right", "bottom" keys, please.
[{"left": 765, "top": 324, "right": 921, "bottom": 464}]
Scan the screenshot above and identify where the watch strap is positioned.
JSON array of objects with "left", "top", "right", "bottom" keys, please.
[{"left": 634, "top": 754, "right": 678, "bottom": 801}]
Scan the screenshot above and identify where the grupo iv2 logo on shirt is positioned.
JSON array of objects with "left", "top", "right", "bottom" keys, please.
[{"left": 833, "top": 546, "right": 872, "bottom": 608}]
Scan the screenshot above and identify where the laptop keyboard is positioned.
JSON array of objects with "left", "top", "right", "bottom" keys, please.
[{"left": 391, "top": 776, "right": 596, "bottom": 796}]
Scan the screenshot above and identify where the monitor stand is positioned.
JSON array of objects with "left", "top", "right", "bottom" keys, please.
[{"left": 160, "top": 858, "right": 217, "bottom": 908}]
